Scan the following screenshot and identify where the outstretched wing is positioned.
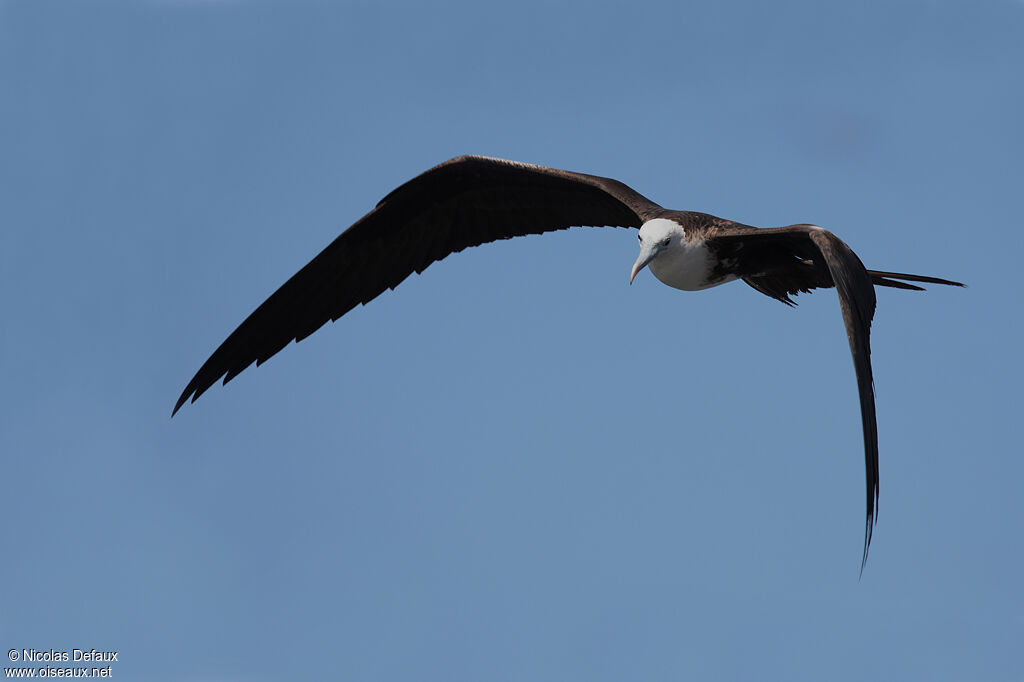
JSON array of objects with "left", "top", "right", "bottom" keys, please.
[
  {"left": 708, "top": 223, "right": 879, "bottom": 572},
  {"left": 174, "top": 156, "right": 663, "bottom": 414},
  {"left": 807, "top": 228, "right": 880, "bottom": 575}
]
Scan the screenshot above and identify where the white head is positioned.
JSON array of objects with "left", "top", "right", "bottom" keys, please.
[{"left": 630, "top": 218, "right": 685, "bottom": 284}]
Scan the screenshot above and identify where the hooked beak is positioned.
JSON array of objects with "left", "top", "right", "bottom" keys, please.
[{"left": 630, "top": 249, "right": 658, "bottom": 285}]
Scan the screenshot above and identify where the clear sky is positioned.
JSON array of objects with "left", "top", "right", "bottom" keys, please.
[{"left": 2, "top": 1, "right": 1021, "bottom": 680}]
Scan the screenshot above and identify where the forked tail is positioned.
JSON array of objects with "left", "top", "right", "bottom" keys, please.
[{"left": 868, "top": 270, "right": 965, "bottom": 291}]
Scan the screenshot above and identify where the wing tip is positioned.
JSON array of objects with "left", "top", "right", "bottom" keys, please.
[
  {"left": 859, "top": 511, "right": 877, "bottom": 578},
  {"left": 171, "top": 390, "right": 191, "bottom": 417},
  {"left": 171, "top": 383, "right": 205, "bottom": 417},
  {"left": 171, "top": 371, "right": 225, "bottom": 417},
  {"left": 859, "top": 481, "right": 880, "bottom": 578}
]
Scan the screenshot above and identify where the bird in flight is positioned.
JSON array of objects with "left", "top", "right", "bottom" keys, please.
[{"left": 174, "top": 155, "right": 963, "bottom": 571}]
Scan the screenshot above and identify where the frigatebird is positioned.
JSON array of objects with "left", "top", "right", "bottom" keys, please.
[{"left": 174, "top": 155, "right": 964, "bottom": 570}]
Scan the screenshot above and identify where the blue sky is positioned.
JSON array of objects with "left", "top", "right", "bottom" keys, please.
[{"left": 2, "top": 1, "right": 1021, "bottom": 680}]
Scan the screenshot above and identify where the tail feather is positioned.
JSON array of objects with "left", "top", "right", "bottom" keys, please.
[
  {"left": 869, "top": 276, "right": 924, "bottom": 291},
  {"left": 867, "top": 270, "right": 965, "bottom": 288}
]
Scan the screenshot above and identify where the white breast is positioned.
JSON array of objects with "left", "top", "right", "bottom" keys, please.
[{"left": 644, "top": 219, "right": 738, "bottom": 291}]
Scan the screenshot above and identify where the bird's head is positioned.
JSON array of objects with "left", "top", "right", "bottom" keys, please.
[{"left": 630, "top": 218, "right": 680, "bottom": 284}]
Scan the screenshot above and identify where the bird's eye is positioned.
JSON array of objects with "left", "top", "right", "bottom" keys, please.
[
  {"left": 638, "top": 234, "right": 643, "bottom": 243},
  {"left": 661, "top": 238, "right": 671, "bottom": 246}
]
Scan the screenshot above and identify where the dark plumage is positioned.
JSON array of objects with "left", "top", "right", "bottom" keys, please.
[{"left": 174, "top": 155, "right": 964, "bottom": 571}]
